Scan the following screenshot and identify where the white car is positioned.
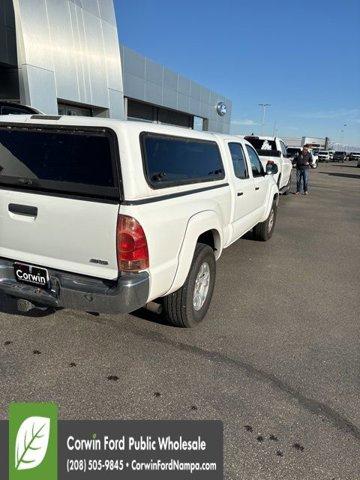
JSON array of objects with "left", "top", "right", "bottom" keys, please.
[
  {"left": 244, "top": 135, "right": 293, "bottom": 194},
  {"left": 349, "top": 152, "right": 360, "bottom": 162},
  {"left": 317, "top": 150, "right": 330, "bottom": 163},
  {"left": 0, "top": 115, "right": 279, "bottom": 327}
]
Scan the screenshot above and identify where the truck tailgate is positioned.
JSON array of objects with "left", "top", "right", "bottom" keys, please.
[{"left": 0, "top": 190, "right": 119, "bottom": 279}]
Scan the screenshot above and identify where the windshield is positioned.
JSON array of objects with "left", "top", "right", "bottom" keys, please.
[{"left": 0, "top": 125, "right": 120, "bottom": 199}]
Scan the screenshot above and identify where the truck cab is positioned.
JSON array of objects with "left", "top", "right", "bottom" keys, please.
[{"left": 244, "top": 135, "right": 292, "bottom": 194}]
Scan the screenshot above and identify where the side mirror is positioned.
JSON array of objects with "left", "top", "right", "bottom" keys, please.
[{"left": 266, "top": 161, "right": 278, "bottom": 175}]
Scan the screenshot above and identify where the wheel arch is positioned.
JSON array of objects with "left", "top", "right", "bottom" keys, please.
[
  {"left": 164, "top": 210, "right": 223, "bottom": 295},
  {"left": 261, "top": 185, "right": 279, "bottom": 222}
]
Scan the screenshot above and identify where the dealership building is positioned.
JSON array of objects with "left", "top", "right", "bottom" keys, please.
[{"left": 0, "top": 0, "right": 232, "bottom": 133}]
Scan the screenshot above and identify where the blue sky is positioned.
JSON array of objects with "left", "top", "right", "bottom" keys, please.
[{"left": 115, "top": 0, "right": 360, "bottom": 146}]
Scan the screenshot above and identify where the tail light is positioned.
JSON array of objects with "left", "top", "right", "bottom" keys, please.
[{"left": 116, "top": 215, "right": 149, "bottom": 272}]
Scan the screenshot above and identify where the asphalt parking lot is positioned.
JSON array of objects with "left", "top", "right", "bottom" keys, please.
[{"left": 0, "top": 161, "right": 359, "bottom": 479}]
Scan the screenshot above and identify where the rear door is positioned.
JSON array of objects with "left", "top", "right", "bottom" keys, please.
[
  {"left": 279, "top": 139, "right": 292, "bottom": 188},
  {"left": 0, "top": 124, "right": 121, "bottom": 280},
  {"left": 227, "top": 142, "right": 257, "bottom": 239},
  {"left": 244, "top": 144, "right": 268, "bottom": 213}
]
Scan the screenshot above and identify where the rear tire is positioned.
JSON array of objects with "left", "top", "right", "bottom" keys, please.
[
  {"left": 162, "top": 243, "right": 216, "bottom": 328},
  {"left": 253, "top": 201, "right": 277, "bottom": 241}
]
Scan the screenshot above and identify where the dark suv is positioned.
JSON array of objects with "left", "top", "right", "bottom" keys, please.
[
  {"left": 0, "top": 101, "right": 40, "bottom": 115},
  {"left": 333, "top": 151, "right": 347, "bottom": 163}
]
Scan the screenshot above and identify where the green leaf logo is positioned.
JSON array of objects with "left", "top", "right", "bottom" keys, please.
[{"left": 15, "top": 417, "right": 50, "bottom": 471}]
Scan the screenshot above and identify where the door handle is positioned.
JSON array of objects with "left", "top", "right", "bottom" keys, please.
[
  {"left": 9, "top": 203, "right": 38, "bottom": 217},
  {"left": 255, "top": 187, "right": 260, "bottom": 191},
  {"left": 237, "top": 192, "right": 244, "bottom": 196}
]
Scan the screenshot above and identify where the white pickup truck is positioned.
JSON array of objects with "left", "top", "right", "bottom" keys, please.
[
  {"left": 244, "top": 135, "right": 293, "bottom": 194},
  {"left": 0, "top": 116, "right": 279, "bottom": 327}
]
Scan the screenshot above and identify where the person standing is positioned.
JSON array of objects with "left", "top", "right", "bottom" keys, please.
[{"left": 293, "top": 146, "right": 313, "bottom": 195}]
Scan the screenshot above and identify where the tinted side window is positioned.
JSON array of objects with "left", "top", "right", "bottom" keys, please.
[
  {"left": 1, "top": 106, "right": 31, "bottom": 115},
  {"left": 228, "top": 143, "right": 248, "bottom": 179},
  {"left": 246, "top": 145, "right": 264, "bottom": 177},
  {"left": 141, "top": 133, "right": 224, "bottom": 188}
]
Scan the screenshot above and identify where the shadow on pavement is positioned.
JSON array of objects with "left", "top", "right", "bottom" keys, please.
[
  {"left": 320, "top": 172, "right": 360, "bottom": 179},
  {"left": 0, "top": 292, "right": 54, "bottom": 317},
  {"left": 332, "top": 164, "right": 359, "bottom": 168},
  {"left": 130, "top": 307, "right": 170, "bottom": 326}
]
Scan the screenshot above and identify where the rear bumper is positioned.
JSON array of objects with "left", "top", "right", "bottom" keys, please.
[{"left": 0, "top": 258, "right": 149, "bottom": 314}]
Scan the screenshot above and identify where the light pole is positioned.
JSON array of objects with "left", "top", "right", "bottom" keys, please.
[
  {"left": 343, "top": 124, "right": 347, "bottom": 150},
  {"left": 258, "top": 103, "right": 271, "bottom": 135},
  {"left": 272, "top": 120, "right": 278, "bottom": 136},
  {"left": 340, "top": 123, "right": 347, "bottom": 147}
]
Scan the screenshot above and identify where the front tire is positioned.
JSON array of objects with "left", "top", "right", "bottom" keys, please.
[
  {"left": 253, "top": 201, "right": 277, "bottom": 241},
  {"left": 162, "top": 243, "right": 216, "bottom": 328}
]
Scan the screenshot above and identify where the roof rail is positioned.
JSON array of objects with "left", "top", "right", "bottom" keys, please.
[{"left": 30, "top": 115, "right": 61, "bottom": 120}]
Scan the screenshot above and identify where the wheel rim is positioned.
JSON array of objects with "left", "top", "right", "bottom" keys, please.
[
  {"left": 268, "top": 208, "right": 275, "bottom": 233},
  {"left": 193, "top": 262, "right": 211, "bottom": 311}
]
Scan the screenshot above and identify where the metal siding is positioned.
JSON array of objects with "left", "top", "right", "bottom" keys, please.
[
  {"left": 190, "top": 81, "right": 201, "bottom": 100},
  {"left": 177, "top": 92, "right": 190, "bottom": 113},
  {"left": 80, "top": 0, "right": 100, "bottom": 17},
  {"left": 163, "top": 68, "right": 177, "bottom": 90},
  {"left": 82, "top": 10, "right": 108, "bottom": 106},
  {"left": 162, "top": 87, "right": 178, "bottom": 110},
  {"left": 145, "top": 81, "right": 163, "bottom": 106},
  {"left": 146, "top": 59, "right": 163, "bottom": 86},
  {"left": 178, "top": 75, "right": 190, "bottom": 96},
  {"left": 189, "top": 97, "right": 201, "bottom": 117},
  {"left": 46, "top": 0, "right": 79, "bottom": 102},
  {"left": 14, "top": 0, "right": 53, "bottom": 71},
  {"left": 200, "top": 87, "right": 210, "bottom": 104},
  {"left": 68, "top": 1, "right": 86, "bottom": 103},
  {"left": 207, "top": 119, "right": 218, "bottom": 132},
  {"left": 98, "top": 0, "right": 116, "bottom": 25},
  {"left": 123, "top": 46, "right": 146, "bottom": 79},
  {"left": 124, "top": 72, "right": 145, "bottom": 101},
  {"left": 199, "top": 102, "right": 209, "bottom": 118},
  {"left": 108, "top": 87, "right": 124, "bottom": 119},
  {"left": 21, "top": 64, "right": 58, "bottom": 113},
  {"left": 122, "top": 46, "right": 232, "bottom": 133},
  {"left": 12, "top": 0, "right": 124, "bottom": 116},
  {"left": 101, "top": 19, "right": 123, "bottom": 91}
]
